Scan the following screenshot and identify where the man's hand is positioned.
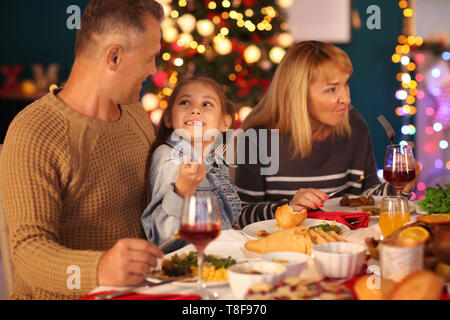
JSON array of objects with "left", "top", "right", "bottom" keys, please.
[
  {"left": 97, "top": 238, "right": 164, "bottom": 286},
  {"left": 174, "top": 156, "right": 206, "bottom": 197},
  {"left": 290, "top": 188, "right": 329, "bottom": 211}
]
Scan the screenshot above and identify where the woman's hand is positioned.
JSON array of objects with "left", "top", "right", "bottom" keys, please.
[
  {"left": 402, "top": 141, "right": 421, "bottom": 194},
  {"left": 402, "top": 160, "right": 421, "bottom": 194},
  {"left": 290, "top": 188, "right": 329, "bottom": 211},
  {"left": 174, "top": 156, "right": 206, "bottom": 197}
]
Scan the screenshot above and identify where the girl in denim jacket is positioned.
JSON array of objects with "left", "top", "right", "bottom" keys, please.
[{"left": 141, "top": 76, "right": 241, "bottom": 252}]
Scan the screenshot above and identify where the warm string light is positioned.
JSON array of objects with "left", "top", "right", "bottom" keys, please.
[
  {"left": 393, "top": 1, "right": 450, "bottom": 200},
  {"left": 392, "top": 1, "right": 421, "bottom": 151},
  {"left": 142, "top": 0, "right": 292, "bottom": 124},
  {"left": 392, "top": 1, "right": 419, "bottom": 200}
]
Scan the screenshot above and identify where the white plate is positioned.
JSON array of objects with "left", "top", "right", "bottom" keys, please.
[
  {"left": 415, "top": 206, "right": 435, "bottom": 215},
  {"left": 172, "top": 278, "right": 228, "bottom": 287},
  {"left": 145, "top": 273, "right": 229, "bottom": 287},
  {"left": 241, "top": 218, "right": 351, "bottom": 240},
  {"left": 321, "top": 195, "right": 417, "bottom": 219}
]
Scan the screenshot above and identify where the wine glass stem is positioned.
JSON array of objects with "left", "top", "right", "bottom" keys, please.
[{"left": 197, "top": 249, "right": 206, "bottom": 290}]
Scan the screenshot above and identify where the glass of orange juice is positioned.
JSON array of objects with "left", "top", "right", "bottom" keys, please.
[{"left": 378, "top": 196, "right": 410, "bottom": 238}]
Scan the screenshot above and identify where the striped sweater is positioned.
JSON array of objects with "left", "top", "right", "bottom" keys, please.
[{"left": 235, "top": 108, "right": 397, "bottom": 227}]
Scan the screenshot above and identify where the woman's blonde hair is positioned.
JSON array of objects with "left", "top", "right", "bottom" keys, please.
[{"left": 241, "top": 40, "right": 353, "bottom": 158}]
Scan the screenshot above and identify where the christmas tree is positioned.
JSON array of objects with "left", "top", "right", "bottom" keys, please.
[{"left": 142, "top": 0, "right": 294, "bottom": 127}]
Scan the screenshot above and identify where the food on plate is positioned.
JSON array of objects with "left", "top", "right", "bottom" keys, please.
[
  {"left": 275, "top": 204, "right": 307, "bottom": 228},
  {"left": 150, "top": 251, "right": 236, "bottom": 282},
  {"left": 397, "top": 226, "right": 430, "bottom": 242},
  {"left": 360, "top": 206, "right": 381, "bottom": 216},
  {"left": 364, "top": 237, "right": 380, "bottom": 260},
  {"left": 389, "top": 270, "right": 444, "bottom": 300},
  {"left": 245, "top": 278, "right": 354, "bottom": 300},
  {"left": 315, "top": 228, "right": 338, "bottom": 242},
  {"left": 308, "top": 229, "right": 328, "bottom": 244},
  {"left": 328, "top": 231, "right": 348, "bottom": 242},
  {"left": 271, "top": 259, "right": 290, "bottom": 264},
  {"left": 309, "top": 223, "right": 343, "bottom": 233},
  {"left": 435, "top": 262, "right": 450, "bottom": 282},
  {"left": 417, "top": 214, "right": 450, "bottom": 224},
  {"left": 255, "top": 230, "right": 270, "bottom": 238},
  {"left": 245, "top": 226, "right": 308, "bottom": 254},
  {"left": 354, "top": 270, "right": 444, "bottom": 300},
  {"left": 353, "top": 275, "right": 386, "bottom": 300},
  {"left": 417, "top": 183, "right": 450, "bottom": 213},
  {"left": 191, "top": 265, "right": 229, "bottom": 282},
  {"left": 340, "top": 195, "right": 375, "bottom": 207},
  {"left": 245, "top": 224, "right": 347, "bottom": 255},
  {"left": 365, "top": 217, "right": 450, "bottom": 282}
]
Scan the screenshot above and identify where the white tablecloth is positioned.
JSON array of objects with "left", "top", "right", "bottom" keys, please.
[{"left": 90, "top": 213, "right": 421, "bottom": 299}]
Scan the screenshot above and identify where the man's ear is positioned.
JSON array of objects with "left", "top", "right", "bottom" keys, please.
[
  {"left": 220, "top": 114, "right": 232, "bottom": 132},
  {"left": 105, "top": 45, "right": 123, "bottom": 71}
]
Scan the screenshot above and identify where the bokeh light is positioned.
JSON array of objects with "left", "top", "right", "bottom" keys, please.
[{"left": 439, "top": 140, "right": 448, "bottom": 150}]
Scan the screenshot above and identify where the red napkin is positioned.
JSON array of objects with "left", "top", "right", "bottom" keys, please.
[
  {"left": 307, "top": 211, "right": 370, "bottom": 229},
  {"left": 78, "top": 291, "right": 202, "bottom": 300}
]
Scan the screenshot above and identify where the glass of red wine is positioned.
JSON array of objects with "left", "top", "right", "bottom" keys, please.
[
  {"left": 179, "top": 192, "right": 221, "bottom": 299},
  {"left": 383, "top": 144, "right": 416, "bottom": 196}
]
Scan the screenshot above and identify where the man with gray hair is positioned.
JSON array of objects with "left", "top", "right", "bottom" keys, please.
[{"left": 0, "top": 0, "right": 164, "bottom": 299}]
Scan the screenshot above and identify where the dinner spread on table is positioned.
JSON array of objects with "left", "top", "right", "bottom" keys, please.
[{"left": 88, "top": 186, "right": 450, "bottom": 300}]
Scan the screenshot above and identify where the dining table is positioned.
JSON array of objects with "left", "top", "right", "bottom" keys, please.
[{"left": 87, "top": 206, "right": 429, "bottom": 300}]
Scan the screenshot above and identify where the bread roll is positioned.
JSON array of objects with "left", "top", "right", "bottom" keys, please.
[
  {"left": 389, "top": 270, "right": 444, "bottom": 300},
  {"left": 275, "top": 204, "right": 307, "bottom": 229},
  {"left": 244, "top": 226, "right": 309, "bottom": 254}
]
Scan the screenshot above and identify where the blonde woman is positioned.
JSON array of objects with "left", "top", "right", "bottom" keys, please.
[{"left": 235, "top": 40, "right": 419, "bottom": 227}]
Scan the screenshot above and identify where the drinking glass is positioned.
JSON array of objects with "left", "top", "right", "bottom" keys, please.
[
  {"left": 179, "top": 192, "right": 221, "bottom": 299},
  {"left": 383, "top": 144, "right": 416, "bottom": 196},
  {"left": 378, "top": 196, "right": 410, "bottom": 238}
]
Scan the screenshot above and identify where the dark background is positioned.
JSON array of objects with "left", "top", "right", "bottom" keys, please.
[{"left": 0, "top": 0, "right": 404, "bottom": 169}]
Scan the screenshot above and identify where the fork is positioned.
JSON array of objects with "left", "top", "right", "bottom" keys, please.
[
  {"left": 377, "top": 115, "right": 395, "bottom": 145},
  {"left": 326, "top": 172, "right": 374, "bottom": 198},
  {"left": 213, "top": 143, "right": 237, "bottom": 168}
]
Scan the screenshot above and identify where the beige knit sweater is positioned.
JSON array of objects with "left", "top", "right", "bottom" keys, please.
[{"left": 0, "top": 90, "right": 155, "bottom": 299}]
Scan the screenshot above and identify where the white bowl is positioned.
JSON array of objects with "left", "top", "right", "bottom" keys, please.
[
  {"left": 262, "top": 252, "right": 309, "bottom": 278},
  {"left": 311, "top": 242, "right": 367, "bottom": 279},
  {"left": 227, "top": 261, "right": 287, "bottom": 299}
]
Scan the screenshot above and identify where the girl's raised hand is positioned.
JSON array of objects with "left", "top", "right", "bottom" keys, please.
[{"left": 174, "top": 156, "right": 207, "bottom": 197}]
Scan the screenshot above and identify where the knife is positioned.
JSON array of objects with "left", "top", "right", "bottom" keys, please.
[
  {"left": 377, "top": 115, "right": 395, "bottom": 145},
  {"left": 94, "top": 275, "right": 191, "bottom": 300}
]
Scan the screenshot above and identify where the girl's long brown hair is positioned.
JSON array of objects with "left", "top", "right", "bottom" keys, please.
[{"left": 152, "top": 75, "right": 236, "bottom": 153}]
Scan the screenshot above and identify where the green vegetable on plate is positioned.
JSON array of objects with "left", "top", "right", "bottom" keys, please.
[{"left": 418, "top": 183, "right": 450, "bottom": 213}]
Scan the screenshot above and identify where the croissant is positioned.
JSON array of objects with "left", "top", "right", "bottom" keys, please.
[
  {"left": 244, "top": 226, "right": 309, "bottom": 254},
  {"left": 275, "top": 204, "right": 307, "bottom": 229}
]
